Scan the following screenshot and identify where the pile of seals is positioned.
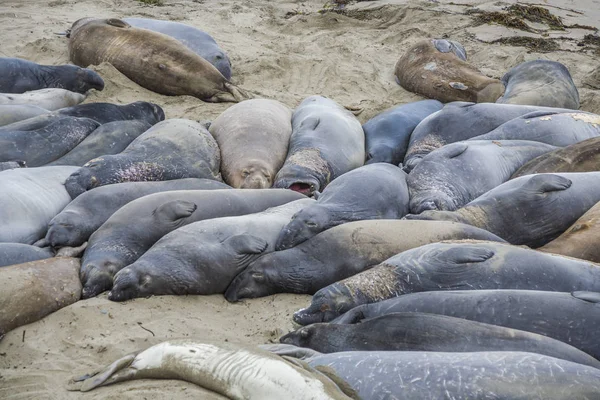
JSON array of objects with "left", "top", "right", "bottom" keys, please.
[{"left": 0, "top": 14, "right": 600, "bottom": 400}]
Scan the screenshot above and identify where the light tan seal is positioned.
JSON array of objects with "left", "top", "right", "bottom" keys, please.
[
  {"left": 395, "top": 39, "right": 505, "bottom": 103},
  {"left": 68, "top": 18, "right": 250, "bottom": 103},
  {"left": 209, "top": 99, "right": 293, "bottom": 188}
]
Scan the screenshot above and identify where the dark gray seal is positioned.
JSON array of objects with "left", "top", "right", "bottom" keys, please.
[
  {"left": 408, "top": 140, "right": 557, "bottom": 213},
  {"left": 0, "top": 104, "right": 49, "bottom": 127},
  {"left": 224, "top": 220, "right": 505, "bottom": 302},
  {"left": 273, "top": 96, "right": 365, "bottom": 196},
  {"left": 42, "top": 178, "right": 229, "bottom": 250},
  {"left": 280, "top": 312, "right": 600, "bottom": 369},
  {"left": 407, "top": 172, "right": 600, "bottom": 247},
  {"left": 47, "top": 120, "right": 151, "bottom": 166},
  {"left": 275, "top": 164, "right": 409, "bottom": 250},
  {"left": 80, "top": 189, "right": 305, "bottom": 298},
  {"left": 0, "top": 57, "right": 104, "bottom": 94},
  {"left": 363, "top": 100, "right": 442, "bottom": 165},
  {"left": 65, "top": 119, "right": 222, "bottom": 199},
  {"left": 56, "top": 101, "right": 164, "bottom": 125},
  {"left": 0, "top": 116, "right": 100, "bottom": 167},
  {"left": 109, "top": 199, "right": 313, "bottom": 301},
  {"left": 403, "top": 102, "right": 582, "bottom": 172},
  {"left": 294, "top": 240, "right": 600, "bottom": 325},
  {"left": 0, "top": 243, "right": 54, "bottom": 268},
  {"left": 333, "top": 290, "right": 600, "bottom": 361},
  {"left": 122, "top": 18, "right": 232, "bottom": 80},
  {"left": 497, "top": 60, "right": 580, "bottom": 109}
]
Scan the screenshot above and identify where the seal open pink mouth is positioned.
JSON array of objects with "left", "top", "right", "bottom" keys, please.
[{"left": 289, "top": 182, "right": 312, "bottom": 195}]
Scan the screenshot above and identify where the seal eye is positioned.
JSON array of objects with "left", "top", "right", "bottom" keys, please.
[
  {"left": 252, "top": 272, "right": 265, "bottom": 283},
  {"left": 242, "top": 170, "right": 250, "bottom": 178}
]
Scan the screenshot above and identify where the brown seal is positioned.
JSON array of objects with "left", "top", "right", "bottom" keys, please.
[
  {"left": 394, "top": 39, "right": 505, "bottom": 103},
  {"left": 68, "top": 18, "right": 250, "bottom": 102}
]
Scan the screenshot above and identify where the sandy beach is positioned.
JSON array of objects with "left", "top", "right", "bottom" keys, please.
[{"left": 0, "top": 0, "right": 599, "bottom": 398}]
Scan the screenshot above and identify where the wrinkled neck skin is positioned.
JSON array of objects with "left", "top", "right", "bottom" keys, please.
[{"left": 274, "top": 164, "right": 326, "bottom": 196}]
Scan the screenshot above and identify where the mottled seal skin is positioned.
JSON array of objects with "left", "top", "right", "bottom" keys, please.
[
  {"left": 362, "top": 100, "right": 442, "bottom": 165},
  {"left": 67, "top": 340, "right": 352, "bottom": 400},
  {"left": 540, "top": 201, "right": 600, "bottom": 263},
  {"left": 56, "top": 101, "right": 164, "bottom": 125},
  {"left": 273, "top": 96, "right": 365, "bottom": 196},
  {"left": 497, "top": 60, "right": 580, "bottom": 109},
  {"left": 0, "top": 166, "right": 78, "bottom": 244},
  {"left": 0, "top": 57, "right": 104, "bottom": 94},
  {"left": 512, "top": 136, "right": 600, "bottom": 178},
  {"left": 275, "top": 164, "right": 409, "bottom": 250},
  {"left": 109, "top": 199, "right": 313, "bottom": 301},
  {"left": 0, "top": 88, "right": 85, "bottom": 111},
  {"left": 224, "top": 220, "right": 505, "bottom": 302},
  {"left": 48, "top": 120, "right": 151, "bottom": 166},
  {"left": 332, "top": 289, "right": 600, "bottom": 360},
  {"left": 301, "top": 350, "right": 600, "bottom": 400},
  {"left": 0, "top": 243, "right": 54, "bottom": 268},
  {"left": 403, "top": 102, "right": 582, "bottom": 172},
  {"left": 407, "top": 172, "right": 600, "bottom": 247},
  {"left": 470, "top": 111, "right": 600, "bottom": 145},
  {"left": 209, "top": 99, "right": 292, "bottom": 189},
  {"left": 294, "top": 240, "right": 600, "bottom": 325},
  {"left": 65, "top": 119, "right": 222, "bottom": 199},
  {"left": 0, "top": 104, "right": 49, "bottom": 127},
  {"left": 122, "top": 17, "right": 232, "bottom": 80},
  {"left": 394, "top": 39, "right": 505, "bottom": 104},
  {"left": 0, "top": 116, "right": 100, "bottom": 167},
  {"left": 281, "top": 312, "right": 600, "bottom": 369},
  {"left": 80, "top": 189, "right": 304, "bottom": 298},
  {"left": 0, "top": 258, "right": 81, "bottom": 337},
  {"left": 68, "top": 18, "right": 250, "bottom": 102},
  {"left": 44, "top": 178, "right": 229, "bottom": 250},
  {"left": 408, "top": 140, "right": 557, "bottom": 213}
]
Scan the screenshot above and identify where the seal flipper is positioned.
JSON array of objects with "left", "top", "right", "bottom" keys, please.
[
  {"left": 444, "top": 245, "right": 495, "bottom": 264},
  {"left": 443, "top": 142, "right": 468, "bottom": 159},
  {"left": 153, "top": 200, "right": 197, "bottom": 221},
  {"left": 524, "top": 174, "right": 572, "bottom": 193},
  {"left": 105, "top": 19, "right": 131, "bottom": 29},
  {"left": 572, "top": 291, "right": 600, "bottom": 303},
  {"left": 226, "top": 234, "right": 268, "bottom": 255},
  {"left": 67, "top": 353, "right": 136, "bottom": 392}
]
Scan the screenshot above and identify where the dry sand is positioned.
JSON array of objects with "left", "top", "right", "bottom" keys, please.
[{"left": 0, "top": 0, "right": 599, "bottom": 398}]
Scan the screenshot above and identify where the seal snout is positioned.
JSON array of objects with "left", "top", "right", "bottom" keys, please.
[
  {"left": 109, "top": 267, "right": 142, "bottom": 302},
  {"left": 293, "top": 307, "right": 324, "bottom": 326}
]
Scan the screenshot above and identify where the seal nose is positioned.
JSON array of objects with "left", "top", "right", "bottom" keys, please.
[
  {"left": 293, "top": 308, "right": 323, "bottom": 326},
  {"left": 81, "top": 270, "right": 114, "bottom": 299}
]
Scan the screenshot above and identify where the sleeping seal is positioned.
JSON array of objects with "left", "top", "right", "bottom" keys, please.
[{"left": 0, "top": 88, "right": 85, "bottom": 111}]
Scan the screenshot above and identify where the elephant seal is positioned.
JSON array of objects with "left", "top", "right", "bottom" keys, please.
[
  {"left": 0, "top": 88, "right": 85, "bottom": 111},
  {"left": 497, "top": 60, "right": 579, "bottom": 109},
  {"left": 109, "top": 198, "right": 313, "bottom": 301},
  {"left": 469, "top": 111, "right": 600, "bottom": 146},
  {"left": 68, "top": 18, "right": 250, "bottom": 102},
  {"left": 0, "top": 104, "right": 49, "bottom": 127},
  {"left": 512, "top": 136, "right": 600, "bottom": 178},
  {"left": 280, "top": 312, "right": 600, "bottom": 369},
  {"left": 394, "top": 39, "right": 505, "bottom": 103},
  {"left": 332, "top": 290, "right": 600, "bottom": 360},
  {"left": 0, "top": 166, "right": 78, "bottom": 244},
  {"left": 42, "top": 178, "right": 229, "bottom": 250},
  {"left": 408, "top": 140, "right": 557, "bottom": 213},
  {"left": 0, "top": 161, "right": 26, "bottom": 171},
  {"left": 363, "top": 100, "right": 442, "bottom": 165},
  {"left": 0, "top": 116, "right": 100, "bottom": 167},
  {"left": 56, "top": 101, "right": 164, "bottom": 125},
  {"left": 67, "top": 340, "right": 352, "bottom": 400},
  {"left": 64, "top": 119, "right": 222, "bottom": 198},
  {"left": 209, "top": 99, "right": 292, "bottom": 189},
  {"left": 225, "top": 220, "right": 505, "bottom": 302},
  {"left": 0, "top": 258, "right": 81, "bottom": 337},
  {"left": 273, "top": 96, "right": 365, "bottom": 195},
  {"left": 122, "top": 18, "right": 232, "bottom": 80},
  {"left": 403, "top": 102, "right": 583, "bottom": 172},
  {"left": 0, "top": 57, "right": 104, "bottom": 94},
  {"left": 47, "top": 120, "right": 151, "bottom": 166},
  {"left": 275, "top": 164, "right": 409, "bottom": 250},
  {"left": 0, "top": 243, "right": 54, "bottom": 268},
  {"left": 80, "top": 189, "right": 304, "bottom": 298},
  {"left": 407, "top": 172, "right": 600, "bottom": 247},
  {"left": 294, "top": 240, "right": 600, "bottom": 325},
  {"left": 540, "top": 201, "right": 600, "bottom": 263}
]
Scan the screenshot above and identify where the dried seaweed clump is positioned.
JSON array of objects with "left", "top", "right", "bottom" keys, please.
[
  {"left": 491, "top": 36, "right": 560, "bottom": 53},
  {"left": 471, "top": 4, "right": 564, "bottom": 32},
  {"left": 506, "top": 4, "right": 564, "bottom": 30}
]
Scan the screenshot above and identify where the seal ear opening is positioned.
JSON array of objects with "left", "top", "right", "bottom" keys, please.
[{"left": 106, "top": 19, "right": 131, "bottom": 29}]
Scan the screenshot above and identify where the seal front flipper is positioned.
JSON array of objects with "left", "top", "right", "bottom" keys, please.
[
  {"left": 105, "top": 19, "right": 131, "bottom": 29},
  {"left": 443, "top": 142, "right": 468, "bottom": 159},
  {"left": 226, "top": 234, "right": 269, "bottom": 255},
  {"left": 153, "top": 200, "right": 197, "bottom": 221},
  {"left": 444, "top": 245, "right": 496, "bottom": 264},
  {"left": 572, "top": 291, "right": 600, "bottom": 303},
  {"left": 524, "top": 174, "right": 573, "bottom": 193}
]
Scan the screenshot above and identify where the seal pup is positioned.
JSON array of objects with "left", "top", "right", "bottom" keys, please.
[
  {"left": 497, "top": 60, "right": 579, "bottom": 109},
  {"left": 68, "top": 18, "right": 250, "bottom": 102},
  {"left": 0, "top": 88, "right": 85, "bottom": 111},
  {"left": 209, "top": 99, "right": 292, "bottom": 189},
  {"left": 275, "top": 164, "right": 409, "bottom": 250},
  {"left": 0, "top": 57, "right": 104, "bottom": 94},
  {"left": 273, "top": 96, "right": 365, "bottom": 195},
  {"left": 394, "top": 39, "right": 505, "bottom": 103}
]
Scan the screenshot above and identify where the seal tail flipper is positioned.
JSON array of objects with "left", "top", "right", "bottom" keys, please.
[
  {"left": 55, "top": 242, "right": 88, "bottom": 258},
  {"left": 67, "top": 353, "right": 136, "bottom": 392}
]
